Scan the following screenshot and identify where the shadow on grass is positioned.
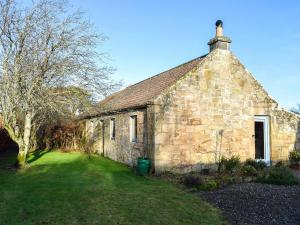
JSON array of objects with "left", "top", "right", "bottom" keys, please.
[
  {"left": 26, "top": 149, "right": 51, "bottom": 164},
  {"left": 0, "top": 150, "right": 226, "bottom": 225}
]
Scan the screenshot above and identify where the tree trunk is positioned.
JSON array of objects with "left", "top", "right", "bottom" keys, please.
[
  {"left": 17, "top": 112, "right": 33, "bottom": 168},
  {"left": 17, "top": 145, "right": 26, "bottom": 168}
]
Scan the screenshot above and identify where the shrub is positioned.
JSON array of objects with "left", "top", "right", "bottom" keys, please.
[
  {"left": 200, "top": 168, "right": 210, "bottom": 175},
  {"left": 258, "top": 167, "right": 298, "bottom": 185},
  {"left": 289, "top": 151, "right": 300, "bottom": 165},
  {"left": 218, "top": 156, "right": 240, "bottom": 174},
  {"left": 275, "top": 161, "right": 284, "bottom": 167},
  {"left": 244, "top": 159, "right": 266, "bottom": 170},
  {"left": 241, "top": 165, "right": 258, "bottom": 177},
  {"left": 182, "top": 174, "right": 202, "bottom": 188},
  {"left": 198, "top": 180, "right": 219, "bottom": 191},
  {"left": 222, "top": 175, "right": 241, "bottom": 185}
]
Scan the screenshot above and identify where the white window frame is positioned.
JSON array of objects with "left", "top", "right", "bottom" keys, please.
[
  {"left": 254, "top": 116, "right": 270, "bottom": 165},
  {"left": 110, "top": 118, "right": 115, "bottom": 140},
  {"left": 130, "top": 115, "right": 137, "bottom": 143}
]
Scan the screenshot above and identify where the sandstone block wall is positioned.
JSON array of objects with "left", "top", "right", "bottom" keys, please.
[
  {"left": 153, "top": 49, "right": 300, "bottom": 173},
  {"left": 85, "top": 108, "right": 147, "bottom": 166},
  {"left": 270, "top": 109, "right": 300, "bottom": 162}
]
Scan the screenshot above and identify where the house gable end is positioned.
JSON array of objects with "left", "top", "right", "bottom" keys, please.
[{"left": 152, "top": 49, "right": 295, "bottom": 172}]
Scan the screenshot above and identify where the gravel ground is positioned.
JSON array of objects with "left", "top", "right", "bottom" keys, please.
[{"left": 200, "top": 183, "right": 300, "bottom": 225}]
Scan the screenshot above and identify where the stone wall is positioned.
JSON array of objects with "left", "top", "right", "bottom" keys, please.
[
  {"left": 85, "top": 108, "right": 148, "bottom": 166},
  {"left": 270, "top": 109, "right": 300, "bottom": 161},
  {"left": 153, "top": 49, "right": 300, "bottom": 173}
]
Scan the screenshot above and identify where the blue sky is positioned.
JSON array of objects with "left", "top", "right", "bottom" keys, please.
[{"left": 74, "top": 1, "right": 299, "bottom": 108}]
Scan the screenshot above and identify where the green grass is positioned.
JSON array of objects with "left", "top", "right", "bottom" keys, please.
[{"left": 0, "top": 149, "right": 226, "bottom": 225}]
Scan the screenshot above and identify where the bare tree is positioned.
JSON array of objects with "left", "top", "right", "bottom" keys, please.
[{"left": 0, "top": 0, "right": 119, "bottom": 167}]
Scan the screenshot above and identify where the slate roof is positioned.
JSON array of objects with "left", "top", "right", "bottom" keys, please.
[{"left": 97, "top": 54, "right": 207, "bottom": 114}]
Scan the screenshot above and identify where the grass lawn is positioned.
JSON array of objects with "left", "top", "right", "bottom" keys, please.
[{"left": 0, "top": 149, "right": 227, "bottom": 225}]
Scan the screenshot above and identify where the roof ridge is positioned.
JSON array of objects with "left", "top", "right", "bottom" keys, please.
[
  {"left": 124, "top": 54, "right": 207, "bottom": 90},
  {"left": 93, "top": 54, "right": 208, "bottom": 115}
]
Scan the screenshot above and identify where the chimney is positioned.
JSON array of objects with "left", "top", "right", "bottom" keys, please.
[{"left": 208, "top": 20, "right": 231, "bottom": 52}]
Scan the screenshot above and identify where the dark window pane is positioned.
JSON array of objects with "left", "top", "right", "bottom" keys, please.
[
  {"left": 110, "top": 119, "right": 115, "bottom": 140},
  {"left": 255, "top": 121, "right": 264, "bottom": 159}
]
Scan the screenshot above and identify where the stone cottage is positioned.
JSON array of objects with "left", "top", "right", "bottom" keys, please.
[{"left": 84, "top": 20, "right": 300, "bottom": 173}]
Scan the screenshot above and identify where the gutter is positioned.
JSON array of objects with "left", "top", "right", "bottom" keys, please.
[{"left": 81, "top": 103, "right": 151, "bottom": 120}]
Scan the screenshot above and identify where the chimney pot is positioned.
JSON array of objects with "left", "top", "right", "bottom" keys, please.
[
  {"left": 208, "top": 20, "right": 231, "bottom": 52},
  {"left": 216, "top": 20, "right": 223, "bottom": 37}
]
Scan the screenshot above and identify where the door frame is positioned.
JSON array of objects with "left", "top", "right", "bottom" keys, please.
[{"left": 254, "top": 116, "right": 270, "bottom": 165}]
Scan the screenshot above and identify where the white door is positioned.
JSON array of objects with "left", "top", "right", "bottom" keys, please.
[{"left": 254, "top": 116, "right": 270, "bottom": 165}]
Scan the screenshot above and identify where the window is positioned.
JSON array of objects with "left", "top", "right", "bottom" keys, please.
[
  {"left": 130, "top": 115, "right": 137, "bottom": 142},
  {"left": 110, "top": 118, "right": 115, "bottom": 140},
  {"left": 99, "top": 120, "right": 104, "bottom": 139}
]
